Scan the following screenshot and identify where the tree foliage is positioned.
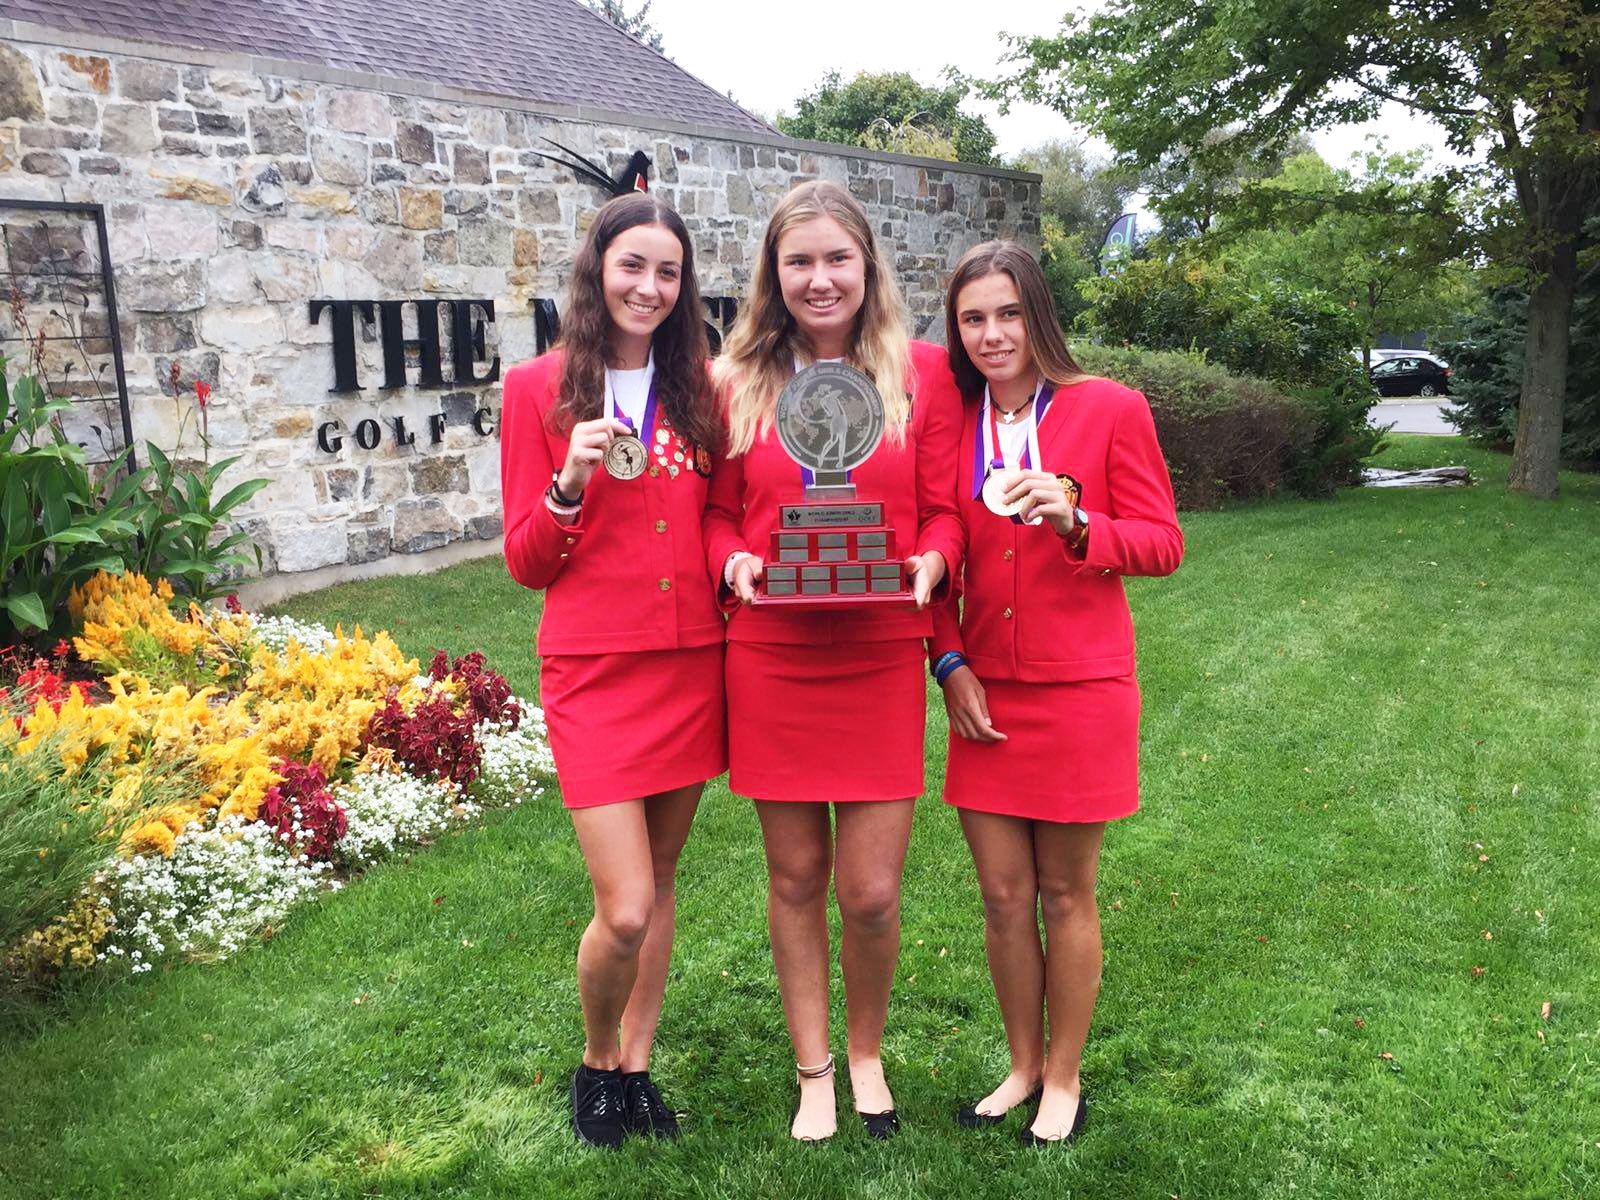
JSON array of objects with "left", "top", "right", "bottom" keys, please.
[
  {"left": 989, "top": 0, "right": 1600, "bottom": 497},
  {"left": 778, "top": 71, "right": 998, "bottom": 165},
  {"left": 584, "top": 0, "right": 664, "bottom": 53},
  {"left": 1439, "top": 280, "right": 1600, "bottom": 465},
  {"left": 1217, "top": 149, "right": 1476, "bottom": 368}
]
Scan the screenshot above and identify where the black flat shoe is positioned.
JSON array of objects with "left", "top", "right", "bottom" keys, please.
[
  {"left": 570, "top": 1064, "right": 625, "bottom": 1149},
  {"left": 1019, "top": 1093, "right": 1087, "bottom": 1147},
  {"left": 859, "top": 1108, "right": 901, "bottom": 1140},
  {"left": 956, "top": 1085, "right": 1043, "bottom": 1129},
  {"left": 622, "top": 1071, "right": 681, "bottom": 1141}
]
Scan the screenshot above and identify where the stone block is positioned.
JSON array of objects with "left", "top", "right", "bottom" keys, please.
[
  {"left": 240, "top": 163, "right": 287, "bottom": 212},
  {"left": 372, "top": 162, "right": 407, "bottom": 184},
  {"left": 272, "top": 516, "right": 347, "bottom": 573},
  {"left": 346, "top": 525, "right": 391, "bottom": 564},
  {"left": 727, "top": 174, "right": 755, "bottom": 216},
  {"left": 155, "top": 171, "right": 233, "bottom": 206},
  {"left": 409, "top": 454, "right": 469, "bottom": 494},
  {"left": 58, "top": 53, "right": 110, "bottom": 95},
  {"left": 200, "top": 305, "right": 284, "bottom": 351},
  {"left": 446, "top": 188, "right": 487, "bottom": 216},
  {"left": 312, "top": 133, "right": 368, "bottom": 186},
  {"left": 195, "top": 111, "right": 246, "bottom": 137},
  {"left": 101, "top": 103, "right": 157, "bottom": 154},
  {"left": 518, "top": 187, "right": 561, "bottom": 224},
  {"left": 392, "top": 497, "right": 461, "bottom": 553},
  {"left": 229, "top": 220, "right": 264, "bottom": 250},
  {"left": 323, "top": 466, "right": 361, "bottom": 502},
  {"left": 457, "top": 218, "right": 513, "bottom": 267},
  {"left": 513, "top": 228, "right": 539, "bottom": 267},
  {"left": 290, "top": 185, "right": 358, "bottom": 217},
  {"left": 157, "top": 106, "right": 197, "bottom": 132},
  {"left": 253, "top": 252, "right": 318, "bottom": 303},
  {"left": 399, "top": 187, "right": 444, "bottom": 229},
  {"left": 123, "top": 261, "right": 206, "bottom": 312},
  {"left": 0, "top": 46, "right": 44, "bottom": 120},
  {"left": 137, "top": 315, "right": 197, "bottom": 354},
  {"left": 423, "top": 230, "right": 458, "bottom": 264},
  {"left": 80, "top": 156, "right": 121, "bottom": 176},
  {"left": 396, "top": 122, "right": 435, "bottom": 165},
  {"left": 117, "top": 59, "right": 179, "bottom": 102},
  {"left": 366, "top": 231, "right": 423, "bottom": 289},
  {"left": 146, "top": 206, "right": 220, "bottom": 258},
  {"left": 452, "top": 142, "right": 490, "bottom": 184},
  {"left": 363, "top": 462, "right": 410, "bottom": 502},
  {"left": 466, "top": 514, "right": 503, "bottom": 541},
  {"left": 328, "top": 89, "right": 393, "bottom": 138},
  {"left": 207, "top": 69, "right": 262, "bottom": 99},
  {"left": 21, "top": 126, "right": 91, "bottom": 150},
  {"left": 249, "top": 106, "right": 307, "bottom": 155},
  {"left": 160, "top": 135, "right": 207, "bottom": 157},
  {"left": 47, "top": 94, "right": 97, "bottom": 127}
]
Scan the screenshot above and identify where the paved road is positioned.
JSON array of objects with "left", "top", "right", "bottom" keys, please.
[{"left": 1370, "top": 397, "right": 1455, "bottom": 435}]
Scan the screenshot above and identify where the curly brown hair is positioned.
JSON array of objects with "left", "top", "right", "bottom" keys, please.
[{"left": 553, "top": 193, "right": 717, "bottom": 450}]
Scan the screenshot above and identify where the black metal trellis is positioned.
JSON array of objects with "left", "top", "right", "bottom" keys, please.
[{"left": 0, "top": 198, "right": 135, "bottom": 470}]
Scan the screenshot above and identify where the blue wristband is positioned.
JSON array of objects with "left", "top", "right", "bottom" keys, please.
[{"left": 932, "top": 651, "right": 966, "bottom": 685}]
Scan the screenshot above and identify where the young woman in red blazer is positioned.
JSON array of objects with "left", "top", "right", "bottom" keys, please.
[
  {"left": 705, "top": 181, "right": 963, "bottom": 1141},
  {"left": 499, "top": 193, "right": 725, "bottom": 1149},
  {"left": 931, "top": 241, "right": 1183, "bottom": 1145}
]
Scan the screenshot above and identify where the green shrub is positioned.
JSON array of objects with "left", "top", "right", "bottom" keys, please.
[
  {"left": 1, "top": 354, "right": 268, "bottom": 643},
  {"left": 1437, "top": 283, "right": 1600, "bottom": 467},
  {"left": 1073, "top": 344, "right": 1383, "bottom": 509},
  {"left": 1077, "top": 243, "right": 1367, "bottom": 390}
]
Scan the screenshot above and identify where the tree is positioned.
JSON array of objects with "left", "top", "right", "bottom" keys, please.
[
  {"left": 1141, "top": 130, "right": 1318, "bottom": 238},
  {"left": 584, "top": 0, "right": 664, "bottom": 53},
  {"left": 990, "top": 1, "right": 1600, "bottom": 498},
  {"left": 1219, "top": 150, "right": 1476, "bottom": 370},
  {"left": 1010, "top": 140, "right": 1141, "bottom": 322},
  {"left": 778, "top": 71, "right": 998, "bottom": 166}
]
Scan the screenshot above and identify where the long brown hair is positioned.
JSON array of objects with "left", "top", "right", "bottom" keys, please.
[
  {"left": 554, "top": 193, "right": 717, "bottom": 450},
  {"left": 715, "top": 181, "right": 912, "bottom": 456},
  {"left": 944, "top": 240, "right": 1088, "bottom": 399}
]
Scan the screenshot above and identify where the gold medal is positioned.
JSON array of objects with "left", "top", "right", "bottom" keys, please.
[
  {"left": 981, "top": 469, "right": 1032, "bottom": 519},
  {"left": 604, "top": 434, "right": 647, "bottom": 480}
]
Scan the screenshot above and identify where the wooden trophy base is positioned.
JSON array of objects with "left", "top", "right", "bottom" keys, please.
[{"left": 752, "top": 499, "right": 915, "bottom": 610}]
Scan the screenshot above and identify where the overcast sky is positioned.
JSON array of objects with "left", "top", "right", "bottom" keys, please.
[{"left": 645, "top": 0, "right": 1467, "bottom": 191}]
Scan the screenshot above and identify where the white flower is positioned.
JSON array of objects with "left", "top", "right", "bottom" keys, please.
[
  {"left": 334, "top": 769, "right": 476, "bottom": 868},
  {"left": 249, "top": 615, "right": 336, "bottom": 655},
  {"left": 473, "top": 697, "right": 553, "bottom": 808}
]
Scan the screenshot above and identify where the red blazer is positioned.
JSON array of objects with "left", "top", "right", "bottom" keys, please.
[
  {"left": 499, "top": 349, "right": 725, "bottom": 656},
  {"left": 931, "top": 375, "right": 1183, "bottom": 682},
  {"left": 703, "top": 340, "right": 965, "bottom": 646}
]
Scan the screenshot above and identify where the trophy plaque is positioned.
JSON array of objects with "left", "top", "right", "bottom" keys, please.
[{"left": 754, "top": 363, "right": 913, "bottom": 609}]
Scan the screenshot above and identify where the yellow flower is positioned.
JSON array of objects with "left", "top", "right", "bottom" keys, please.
[{"left": 124, "top": 819, "right": 176, "bottom": 858}]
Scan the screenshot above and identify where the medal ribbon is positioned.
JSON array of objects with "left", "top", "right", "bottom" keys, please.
[
  {"left": 973, "top": 380, "right": 1055, "bottom": 502},
  {"left": 610, "top": 372, "right": 659, "bottom": 445}
]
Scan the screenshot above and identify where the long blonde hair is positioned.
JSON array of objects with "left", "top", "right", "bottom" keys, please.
[{"left": 716, "top": 181, "right": 913, "bottom": 456}]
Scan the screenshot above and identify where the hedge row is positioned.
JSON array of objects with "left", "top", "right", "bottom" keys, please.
[{"left": 1073, "top": 344, "right": 1383, "bottom": 511}]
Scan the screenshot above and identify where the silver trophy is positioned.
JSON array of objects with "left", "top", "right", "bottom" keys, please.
[{"left": 758, "top": 363, "right": 909, "bottom": 606}]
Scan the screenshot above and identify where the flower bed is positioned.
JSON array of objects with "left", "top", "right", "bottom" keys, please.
[{"left": 2, "top": 572, "right": 553, "bottom": 980}]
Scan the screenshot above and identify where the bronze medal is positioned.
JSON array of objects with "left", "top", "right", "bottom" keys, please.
[{"left": 604, "top": 434, "right": 647, "bottom": 480}]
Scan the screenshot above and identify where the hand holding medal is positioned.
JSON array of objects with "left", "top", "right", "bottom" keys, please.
[
  {"left": 992, "top": 469, "right": 1083, "bottom": 537},
  {"left": 557, "top": 416, "right": 637, "bottom": 497}
]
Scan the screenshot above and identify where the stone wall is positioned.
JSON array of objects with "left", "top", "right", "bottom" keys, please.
[{"left": 0, "top": 31, "right": 1040, "bottom": 583}]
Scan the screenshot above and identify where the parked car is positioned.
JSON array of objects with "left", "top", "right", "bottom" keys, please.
[{"left": 1369, "top": 354, "right": 1452, "bottom": 397}]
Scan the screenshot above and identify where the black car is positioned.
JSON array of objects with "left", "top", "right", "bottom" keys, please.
[{"left": 1369, "top": 355, "right": 1452, "bottom": 397}]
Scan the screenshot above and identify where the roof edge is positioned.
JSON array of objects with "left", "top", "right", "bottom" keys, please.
[{"left": 0, "top": 19, "right": 1041, "bottom": 183}]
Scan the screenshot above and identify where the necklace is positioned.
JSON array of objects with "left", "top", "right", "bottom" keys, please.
[{"left": 996, "top": 397, "right": 1033, "bottom": 425}]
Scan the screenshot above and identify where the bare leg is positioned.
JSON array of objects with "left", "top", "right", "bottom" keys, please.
[
  {"left": 958, "top": 808, "right": 1046, "bottom": 1114},
  {"left": 1029, "top": 820, "right": 1107, "bottom": 1139},
  {"left": 618, "top": 782, "right": 704, "bottom": 1072},
  {"left": 755, "top": 800, "right": 836, "bottom": 1140},
  {"left": 568, "top": 800, "right": 657, "bottom": 1069},
  {"left": 833, "top": 798, "right": 916, "bottom": 1115}
]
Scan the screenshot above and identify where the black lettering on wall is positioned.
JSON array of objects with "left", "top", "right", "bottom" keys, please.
[
  {"left": 309, "top": 300, "right": 377, "bottom": 393},
  {"left": 377, "top": 300, "right": 446, "bottom": 390}
]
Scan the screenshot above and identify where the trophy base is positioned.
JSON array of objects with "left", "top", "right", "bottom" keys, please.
[{"left": 751, "top": 590, "right": 916, "bottom": 611}]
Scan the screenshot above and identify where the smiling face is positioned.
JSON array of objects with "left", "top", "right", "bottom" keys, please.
[
  {"left": 775, "top": 215, "right": 867, "bottom": 357},
  {"left": 955, "top": 270, "right": 1034, "bottom": 394},
  {"left": 601, "top": 222, "right": 683, "bottom": 356}
]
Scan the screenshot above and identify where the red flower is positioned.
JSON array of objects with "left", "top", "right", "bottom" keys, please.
[
  {"left": 53, "top": 639, "right": 71, "bottom": 660},
  {"left": 195, "top": 380, "right": 211, "bottom": 409},
  {"left": 367, "top": 692, "right": 483, "bottom": 786},
  {"left": 224, "top": 594, "right": 243, "bottom": 614},
  {"left": 259, "top": 760, "right": 347, "bottom": 861},
  {"left": 169, "top": 361, "right": 181, "bottom": 389}
]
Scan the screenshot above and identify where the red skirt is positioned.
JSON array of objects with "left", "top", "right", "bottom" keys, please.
[
  {"left": 725, "top": 639, "right": 925, "bottom": 802},
  {"left": 540, "top": 643, "right": 727, "bottom": 809},
  {"left": 944, "top": 673, "right": 1141, "bottom": 823}
]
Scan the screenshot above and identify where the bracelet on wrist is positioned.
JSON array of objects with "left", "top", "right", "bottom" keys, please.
[
  {"left": 932, "top": 651, "right": 967, "bottom": 685},
  {"left": 547, "top": 478, "right": 582, "bottom": 508}
]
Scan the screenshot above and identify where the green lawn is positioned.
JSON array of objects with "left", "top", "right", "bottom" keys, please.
[{"left": 2, "top": 435, "right": 1597, "bottom": 1199}]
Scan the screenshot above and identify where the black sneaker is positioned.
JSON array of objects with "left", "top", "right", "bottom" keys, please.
[
  {"left": 621, "top": 1071, "right": 681, "bottom": 1140},
  {"left": 571, "top": 1064, "right": 625, "bottom": 1149}
]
